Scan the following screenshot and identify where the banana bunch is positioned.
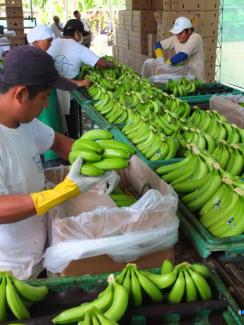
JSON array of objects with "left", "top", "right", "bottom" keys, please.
[
  {"left": 165, "top": 78, "right": 201, "bottom": 97},
  {"left": 179, "top": 127, "right": 216, "bottom": 152},
  {"left": 110, "top": 189, "right": 137, "bottom": 207},
  {"left": 69, "top": 129, "right": 135, "bottom": 176},
  {"left": 212, "top": 141, "right": 244, "bottom": 175},
  {"left": 199, "top": 174, "right": 244, "bottom": 238},
  {"left": 53, "top": 274, "right": 129, "bottom": 324},
  {"left": 116, "top": 263, "right": 163, "bottom": 306},
  {"left": 165, "top": 96, "right": 191, "bottom": 119},
  {"left": 0, "top": 271, "right": 48, "bottom": 321}
]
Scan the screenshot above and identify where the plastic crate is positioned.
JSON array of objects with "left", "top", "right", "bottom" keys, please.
[
  {"left": 158, "top": 83, "right": 241, "bottom": 104},
  {"left": 111, "top": 126, "right": 183, "bottom": 169},
  {"left": 23, "top": 268, "right": 244, "bottom": 325},
  {"left": 178, "top": 202, "right": 244, "bottom": 259}
]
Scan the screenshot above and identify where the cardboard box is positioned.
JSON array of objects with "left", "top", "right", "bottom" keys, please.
[
  {"left": 124, "top": 10, "right": 133, "bottom": 31},
  {"left": 203, "top": 37, "right": 217, "bottom": 62},
  {"left": 7, "top": 17, "right": 24, "bottom": 30},
  {"left": 6, "top": 6, "right": 23, "bottom": 17},
  {"left": 152, "top": 0, "right": 171, "bottom": 10},
  {"left": 128, "top": 31, "right": 148, "bottom": 55},
  {"left": 46, "top": 156, "right": 178, "bottom": 276},
  {"left": 205, "top": 61, "right": 216, "bottom": 82},
  {"left": 112, "top": 44, "right": 119, "bottom": 59},
  {"left": 5, "top": 0, "right": 22, "bottom": 7},
  {"left": 171, "top": 0, "right": 219, "bottom": 11},
  {"left": 118, "top": 10, "right": 125, "bottom": 29},
  {"left": 133, "top": 10, "right": 157, "bottom": 33},
  {"left": 125, "top": 0, "right": 152, "bottom": 10},
  {"left": 61, "top": 248, "right": 174, "bottom": 276},
  {"left": 148, "top": 33, "right": 157, "bottom": 57},
  {"left": 117, "top": 29, "right": 129, "bottom": 49},
  {"left": 10, "top": 35, "right": 25, "bottom": 46}
]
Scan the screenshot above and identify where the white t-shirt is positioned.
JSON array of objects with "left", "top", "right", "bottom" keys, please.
[
  {"left": 50, "top": 22, "right": 63, "bottom": 38},
  {"left": 0, "top": 119, "right": 54, "bottom": 279},
  {"left": 161, "top": 32, "right": 205, "bottom": 81},
  {"left": 80, "top": 18, "right": 90, "bottom": 32},
  {"left": 48, "top": 38, "right": 99, "bottom": 79}
]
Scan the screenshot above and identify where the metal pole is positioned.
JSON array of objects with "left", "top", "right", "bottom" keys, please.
[{"left": 30, "top": 0, "right": 33, "bottom": 19}]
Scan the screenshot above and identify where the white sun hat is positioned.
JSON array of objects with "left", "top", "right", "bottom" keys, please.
[
  {"left": 170, "top": 17, "right": 192, "bottom": 34},
  {"left": 27, "top": 24, "right": 53, "bottom": 44}
]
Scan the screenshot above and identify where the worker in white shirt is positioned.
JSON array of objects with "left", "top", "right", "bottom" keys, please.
[
  {"left": 50, "top": 16, "right": 63, "bottom": 39},
  {"left": 48, "top": 19, "right": 114, "bottom": 138},
  {"left": 73, "top": 9, "right": 92, "bottom": 48},
  {"left": 154, "top": 17, "right": 205, "bottom": 81}
]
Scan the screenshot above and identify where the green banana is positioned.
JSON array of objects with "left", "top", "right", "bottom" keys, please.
[
  {"left": 13, "top": 278, "right": 48, "bottom": 302},
  {"left": 0, "top": 276, "right": 7, "bottom": 322},
  {"left": 72, "top": 139, "right": 103, "bottom": 154},
  {"left": 184, "top": 269, "right": 197, "bottom": 302},
  {"left": 80, "top": 163, "right": 104, "bottom": 176},
  {"left": 161, "top": 259, "right": 174, "bottom": 274},
  {"left": 92, "top": 158, "right": 128, "bottom": 170},
  {"left": 130, "top": 267, "right": 142, "bottom": 306},
  {"left": 96, "top": 140, "right": 135, "bottom": 154},
  {"left": 188, "top": 269, "right": 212, "bottom": 300},
  {"left": 103, "top": 148, "right": 130, "bottom": 159},
  {"left": 104, "top": 274, "right": 129, "bottom": 322},
  {"left": 69, "top": 150, "right": 102, "bottom": 163},
  {"left": 6, "top": 275, "right": 30, "bottom": 320},
  {"left": 140, "top": 270, "right": 177, "bottom": 289},
  {"left": 190, "top": 264, "right": 211, "bottom": 278},
  {"left": 81, "top": 129, "right": 113, "bottom": 141},
  {"left": 135, "top": 270, "right": 163, "bottom": 302},
  {"left": 167, "top": 271, "right": 185, "bottom": 304}
]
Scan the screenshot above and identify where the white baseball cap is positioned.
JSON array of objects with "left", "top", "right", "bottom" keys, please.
[
  {"left": 170, "top": 17, "right": 192, "bottom": 34},
  {"left": 27, "top": 24, "right": 53, "bottom": 44}
]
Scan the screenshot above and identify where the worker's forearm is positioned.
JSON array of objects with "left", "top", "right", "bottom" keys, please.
[
  {"left": 95, "top": 58, "right": 115, "bottom": 68},
  {"left": 0, "top": 195, "right": 36, "bottom": 224},
  {"left": 51, "top": 132, "right": 74, "bottom": 160}
]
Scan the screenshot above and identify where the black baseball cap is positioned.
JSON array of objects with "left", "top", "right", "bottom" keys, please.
[
  {"left": 63, "top": 19, "right": 85, "bottom": 34},
  {"left": 0, "top": 45, "right": 77, "bottom": 91}
]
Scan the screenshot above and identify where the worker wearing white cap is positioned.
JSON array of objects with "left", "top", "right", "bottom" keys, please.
[
  {"left": 27, "top": 24, "right": 53, "bottom": 52},
  {"left": 154, "top": 17, "right": 205, "bottom": 80}
]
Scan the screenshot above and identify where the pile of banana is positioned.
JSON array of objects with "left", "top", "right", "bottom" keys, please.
[
  {"left": 165, "top": 77, "right": 202, "bottom": 97},
  {"left": 69, "top": 129, "right": 135, "bottom": 176},
  {"left": 156, "top": 145, "right": 244, "bottom": 237},
  {"left": 0, "top": 271, "right": 48, "bottom": 321},
  {"left": 187, "top": 108, "right": 244, "bottom": 144},
  {"left": 52, "top": 259, "right": 212, "bottom": 324}
]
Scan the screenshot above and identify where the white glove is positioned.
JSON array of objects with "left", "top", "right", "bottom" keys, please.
[
  {"left": 68, "top": 157, "right": 120, "bottom": 194},
  {"left": 98, "top": 171, "right": 121, "bottom": 194},
  {"left": 67, "top": 157, "right": 104, "bottom": 193}
]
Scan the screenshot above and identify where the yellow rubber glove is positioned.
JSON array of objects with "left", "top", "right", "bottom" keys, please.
[
  {"left": 31, "top": 157, "right": 118, "bottom": 215},
  {"left": 165, "top": 58, "right": 171, "bottom": 65}
]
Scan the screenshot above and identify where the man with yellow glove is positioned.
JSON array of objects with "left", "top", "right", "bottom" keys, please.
[
  {"left": 154, "top": 17, "right": 204, "bottom": 80},
  {"left": 0, "top": 45, "right": 119, "bottom": 279}
]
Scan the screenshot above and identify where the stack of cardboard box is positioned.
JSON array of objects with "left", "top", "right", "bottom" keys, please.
[
  {"left": 5, "top": 0, "right": 25, "bottom": 47},
  {"left": 113, "top": 0, "right": 219, "bottom": 82}
]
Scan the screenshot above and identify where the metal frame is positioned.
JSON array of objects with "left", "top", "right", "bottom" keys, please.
[{"left": 215, "top": 0, "right": 224, "bottom": 82}]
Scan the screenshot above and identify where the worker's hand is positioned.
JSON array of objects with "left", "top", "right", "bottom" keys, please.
[
  {"left": 76, "top": 79, "right": 90, "bottom": 88},
  {"left": 105, "top": 61, "right": 116, "bottom": 68},
  {"left": 165, "top": 58, "right": 171, "bottom": 65},
  {"left": 98, "top": 171, "right": 120, "bottom": 194},
  {"left": 66, "top": 156, "right": 101, "bottom": 193}
]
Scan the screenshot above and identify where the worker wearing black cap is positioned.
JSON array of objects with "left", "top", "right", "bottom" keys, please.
[{"left": 0, "top": 45, "right": 119, "bottom": 279}]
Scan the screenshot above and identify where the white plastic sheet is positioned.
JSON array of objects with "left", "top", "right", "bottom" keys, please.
[
  {"left": 141, "top": 58, "right": 192, "bottom": 83},
  {"left": 44, "top": 189, "right": 179, "bottom": 273}
]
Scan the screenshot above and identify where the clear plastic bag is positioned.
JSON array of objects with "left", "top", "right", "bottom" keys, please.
[
  {"left": 210, "top": 94, "right": 244, "bottom": 128},
  {"left": 141, "top": 58, "right": 192, "bottom": 82},
  {"left": 44, "top": 189, "right": 179, "bottom": 273}
]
